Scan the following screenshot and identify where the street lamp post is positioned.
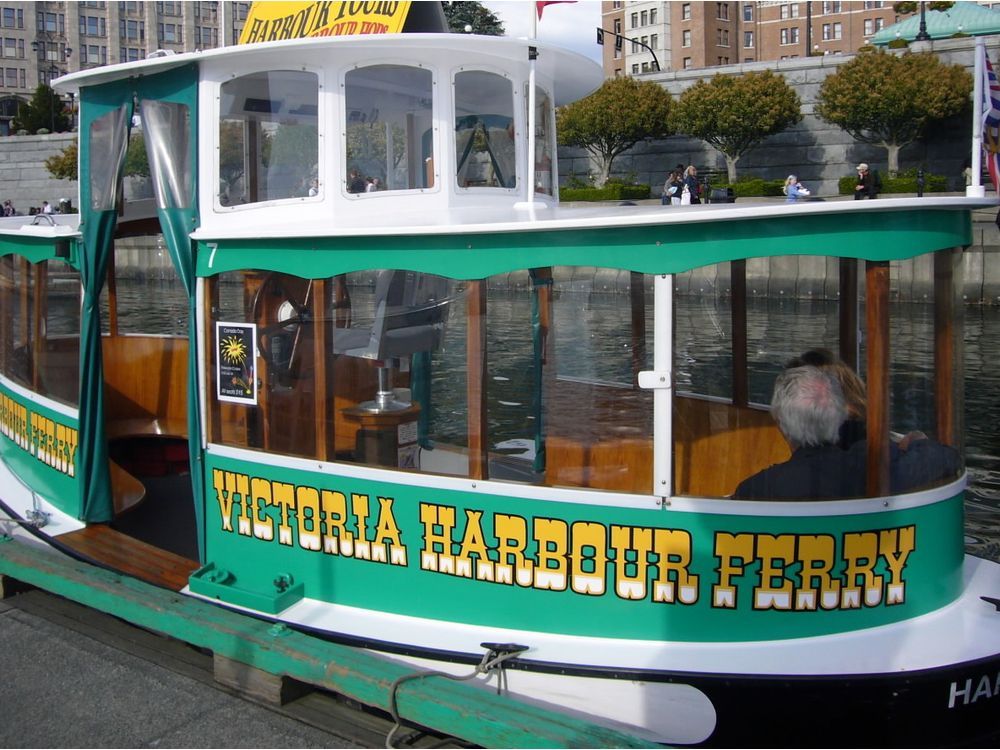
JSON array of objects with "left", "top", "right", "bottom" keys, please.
[
  {"left": 29, "top": 41, "right": 71, "bottom": 132},
  {"left": 915, "top": 1, "right": 931, "bottom": 41}
]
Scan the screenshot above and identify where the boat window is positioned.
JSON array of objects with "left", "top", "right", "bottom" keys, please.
[
  {"left": 0, "top": 255, "right": 81, "bottom": 406},
  {"left": 139, "top": 99, "right": 192, "bottom": 210},
  {"left": 88, "top": 105, "right": 130, "bottom": 210},
  {"left": 455, "top": 70, "right": 516, "bottom": 190},
  {"left": 218, "top": 70, "right": 319, "bottom": 207},
  {"left": 540, "top": 267, "right": 653, "bottom": 492},
  {"left": 344, "top": 65, "right": 434, "bottom": 194},
  {"left": 528, "top": 86, "right": 554, "bottom": 195},
  {"left": 673, "top": 255, "right": 964, "bottom": 498},
  {"left": 205, "top": 269, "right": 454, "bottom": 469}
]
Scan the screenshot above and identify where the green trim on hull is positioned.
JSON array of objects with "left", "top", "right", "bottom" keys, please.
[{"left": 202, "top": 451, "right": 965, "bottom": 643}]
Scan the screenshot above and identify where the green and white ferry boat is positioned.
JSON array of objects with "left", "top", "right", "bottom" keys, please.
[{"left": 1, "top": 8, "right": 998, "bottom": 746}]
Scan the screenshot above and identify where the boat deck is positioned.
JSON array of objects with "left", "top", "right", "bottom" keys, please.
[{"left": 58, "top": 526, "right": 198, "bottom": 592}]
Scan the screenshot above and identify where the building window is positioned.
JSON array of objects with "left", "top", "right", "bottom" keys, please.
[
  {"left": 631, "top": 12, "right": 638, "bottom": 28},
  {"left": 640, "top": 10, "right": 647, "bottom": 25},
  {"left": 651, "top": 33, "right": 658, "bottom": 49},
  {"left": 641, "top": 61, "right": 649, "bottom": 72},
  {"left": 195, "top": 25, "right": 217, "bottom": 47},
  {"left": 4, "top": 8, "right": 22, "bottom": 29},
  {"left": 683, "top": 57, "right": 692, "bottom": 69},
  {"left": 780, "top": 3, "right": 801, "bottom": 20},
  {"left": 631, "top": 39, "right": 639, "bottom": 54},
  {"left": 744, "top": 30, "right": 754, "bottom": 47},
  {"left": 5, "top": 66, "right": 16, "bottom": 87},
  {"left": 614, "top": 18, "right": 621, "bottom": 34},
  {"left": 682, "top": 3, "right": 691, "bottom": 21},
  {"left": 159, "top": 23, "right": 182, "bottom": 44},
  {"left": 823, "top": 1, "right": 842, "bottom": 12},
  {"left": 632, "top": 63, "right": 639, "bottom": 74},
  {"left": 743, "top": 3, "right": 753, "bottom": 21},
  {"left": 682, "top": 29, "right": 692, "bottom": 47},
  {"left": 864, "top": 1, "right": 884, "bottom": 8},
  {"left": 864, "top": 18, "right": 873, "bottom": 35},
  {"left": 780, "top": 27, "right": 800, "bottom": 44},
  {"left": 121, "top": 19, "right": 145, "bottom": 40},
  {"left": 119, "top": 46, "right": 141, "bottom": 63},
  {"left": 717, "top": 2, "right": 729, "bottom": 20},
  {"left": 717, "top": 28, "right": 729, "bottom": 46},
  {"left": 37, "top": 11, "right": 62, "bottom": 33},
  {"left": 874, "top": 18, "right": 884, "bottom": 31},
  {"left": 718, "top": 56, "right": 730, "bottom": 65},
  {"left": 80, "top": 16, "right": 107, "bottom": 37},
  {"left": 833, "top": 22, "right": 842, "bottom": 39},
  {"left": 157, "top": 1, "right": 182, "bottom": 15},
  {"left": 650, "top": 8, "right": 657, "bottom": 23}
]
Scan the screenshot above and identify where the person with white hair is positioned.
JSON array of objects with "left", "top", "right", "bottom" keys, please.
[
  {"left": 854, "top": 162, "right": 878, "bottom": 199},
  {"left": 734, "top": 365, "right": 961, "bottom": 500}
]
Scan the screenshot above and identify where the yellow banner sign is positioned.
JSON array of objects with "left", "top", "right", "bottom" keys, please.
[{"left": 239, "top": 1, "right": 412, "bottom": 44}]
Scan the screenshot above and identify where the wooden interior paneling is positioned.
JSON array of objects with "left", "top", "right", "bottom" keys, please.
[
  {"left": 544, "top": 377, "right": 788, "bottom": 497},
  {"left": 102, "top": 335, "right": 189, "bottom": 435}
]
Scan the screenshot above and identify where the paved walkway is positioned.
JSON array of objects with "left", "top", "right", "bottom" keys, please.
[{"left": 0, "top": 589, "right": 403, "bottom": 748}]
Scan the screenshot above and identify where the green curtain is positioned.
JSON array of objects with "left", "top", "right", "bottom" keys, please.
[{"left": 77, "top": 85, "right": 134, "bottom": 523}]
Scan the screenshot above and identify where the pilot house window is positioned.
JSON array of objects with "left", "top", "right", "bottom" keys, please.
[
  {"left": 454, "top": 70, "right": 516, "bottom": 190},
  {"left": 344, "top": 65, "right": 435, "bottom": 194},
  {"left": 217, "top": 70, "right": 319, "bottom": 207}
]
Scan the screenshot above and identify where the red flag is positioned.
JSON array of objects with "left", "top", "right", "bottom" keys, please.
[{"left": 536, "top": 1, "right": 576, "bottom": 19}]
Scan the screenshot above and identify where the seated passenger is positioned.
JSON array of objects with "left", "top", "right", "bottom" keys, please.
[
  {"left": 733, "top": 366, "right": 865, "bottom": 500},
  {"left": 733, "top": 366, "right": 961, "bottom": 501},
  {"left": 785, "top": 348, "right": 866, "bottom": 449}
]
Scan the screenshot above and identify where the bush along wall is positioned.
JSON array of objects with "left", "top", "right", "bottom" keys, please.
[
  {"left": 560, "top": 183, "right": 651, "bottom": 201},
  {"left": 837, "top": 170, "right": 948, "bottom": 195}
]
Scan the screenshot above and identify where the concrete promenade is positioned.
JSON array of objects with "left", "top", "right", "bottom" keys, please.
[{"left": 0, "top": 588, "right": 429, "bottom": 749}]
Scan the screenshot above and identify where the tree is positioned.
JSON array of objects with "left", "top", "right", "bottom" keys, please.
[
  {"left": 443, "top": 1, "right": 504, "bottom": 35},
  {"left": 12, "top": 84, "right": 70, "bottom": 134},
  {"left": 557, "top": 77, "right": 673, "bottom": 186},
  {"left": 815, "top": 48, "right": 971, "bottom": 176},
  {"left": 45, "top": 140, "right": 78, "bottom": 180},
  {"left": 124, "top": 132, "right": 150, "bottom": 177},
  {"left": 671, "top": 70, "right": 802, "bottom": 182}
]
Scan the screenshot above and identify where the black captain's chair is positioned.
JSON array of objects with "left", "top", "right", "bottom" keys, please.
[{"left": 332, "top": 270, "right": 450, "bottom": 412}]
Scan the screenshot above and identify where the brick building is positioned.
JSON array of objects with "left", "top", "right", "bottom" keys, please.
[{"left": 602, "top": 1, "right": 918, "bottom": 76}]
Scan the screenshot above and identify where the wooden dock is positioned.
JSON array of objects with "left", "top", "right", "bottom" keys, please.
[{"left": 0, "top": 535, "right": 658, "bottom": 749}]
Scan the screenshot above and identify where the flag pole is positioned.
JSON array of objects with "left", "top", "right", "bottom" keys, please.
[
  {"left": 970, "top": 36, "right": 986, "bottom": 197},
  {"left": 523, "top": 4, "right": 540, "bottom": 208}
]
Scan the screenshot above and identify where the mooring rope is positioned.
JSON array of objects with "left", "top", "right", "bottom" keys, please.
[{"left": 384, "top": 642, "right": 528, "bottom": 748}]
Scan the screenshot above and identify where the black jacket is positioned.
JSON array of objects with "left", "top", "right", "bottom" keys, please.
[{"left": 733, "top": 438, "right": 960, "bottom": 501}]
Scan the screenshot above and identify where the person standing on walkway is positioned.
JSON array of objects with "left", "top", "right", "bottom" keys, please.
[{"left": 682, "top": 165, "right": 701, "bottom": 205}]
